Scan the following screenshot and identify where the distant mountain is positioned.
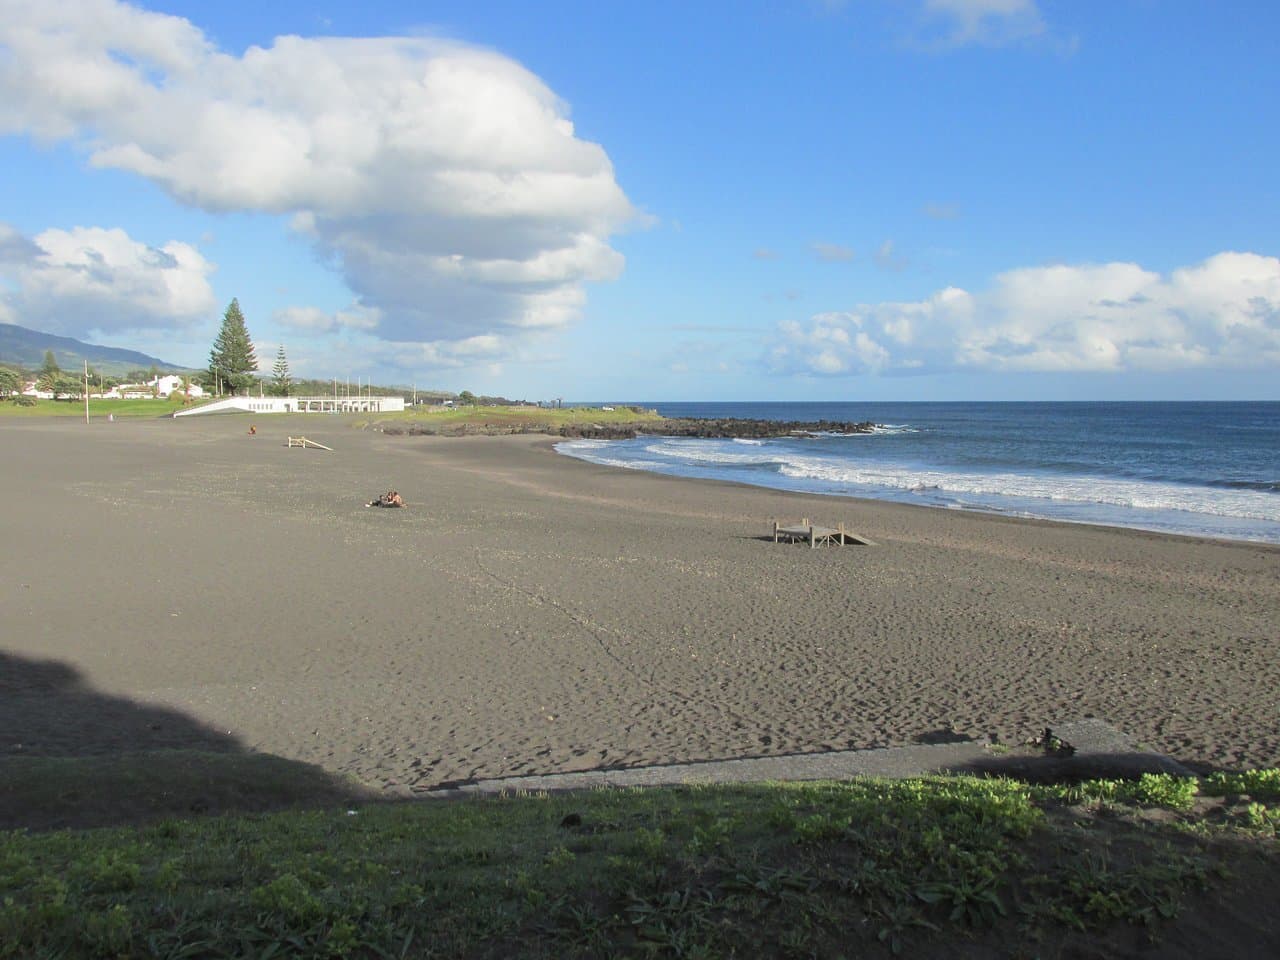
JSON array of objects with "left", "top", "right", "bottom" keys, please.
[{"left": 0, "top": 322, "right": 191, "bottom": 376}]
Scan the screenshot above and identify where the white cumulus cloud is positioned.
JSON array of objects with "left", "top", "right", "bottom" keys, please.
[
  {"left": 768, "top": 252, "right": 1280, "bottom": 377},
  {"left": 0, "top": 0, "right": 635, "bottom": 349},
  {"left": 371, "top": 333, "right": 511, "bottom": 372},
  {"left": 0, "top": 222, "right": 215, "bottom": 335},
  {"left": 275, "top": 303, "right": 382, "bottom": 334},
  {"left": 919, "top": 0, "right": 1046, "bottom": 47}
]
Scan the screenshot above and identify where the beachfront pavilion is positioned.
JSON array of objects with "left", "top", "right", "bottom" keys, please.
[{"left": 173, "top": 395, "right": 406, "bottom": 417}]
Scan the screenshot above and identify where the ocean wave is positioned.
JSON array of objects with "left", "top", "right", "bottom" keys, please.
[
  {"left": 1210, "top": 478, "right": 1280, "bottom": 493},
  {"left": 556, "top": 439, "right": 613, "bottom": 452},
  {"left": 554, "top": 440, "right": 664, "bottom": 471},
  {"left": 555, "top": 433, "right": 1280, "bottom": 538},
  {"left": 773, "top": 460, "right": 1280, "bottom": 523},
  {"left": 871, "top": 423, "right": 919, "bottom": 435},
  {"left": 641, "top": 439, "right": 782, "bottom": 466},
  {"left": 556, "top": 404, "right": 1280, "bottom": 542},
  {"left": 801, "top": 423, "right": 916, "bottom": 437}
]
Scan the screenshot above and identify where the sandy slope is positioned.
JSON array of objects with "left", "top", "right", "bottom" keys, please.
[{"left": 2, "top": 415, "right": 1276, "bottom": 793}]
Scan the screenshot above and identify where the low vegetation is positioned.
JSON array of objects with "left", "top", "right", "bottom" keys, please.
[
  {"left": 0, "top": 388, "right": 660, "bottom": 435},
  {"left": 2, "top": 759, "right": 1278, "bottom": 958},
  {"left": 368, "top": 404, "right": 666, "bottom": 436},
  {"left": 0, "top": 396, "right": 196, "bottom": 418}
]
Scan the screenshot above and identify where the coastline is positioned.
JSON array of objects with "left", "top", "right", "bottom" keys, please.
[
  {"left": 3, "top": 416, "right": 1277, "bottom": 796},
  {"left": 552, "top": 402, "right": 1280, "bottom": 546}
]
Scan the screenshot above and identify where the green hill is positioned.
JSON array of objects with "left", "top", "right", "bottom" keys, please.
[{"left": 0, "top": 322, "right": 190, "bottom": 376}]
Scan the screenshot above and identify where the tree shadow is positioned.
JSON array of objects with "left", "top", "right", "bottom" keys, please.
[
  {"left": 0, "top": 650, "right": 372, "bottom": 831},
  {"left": 1, "top": 651, "right": 237, "bottom": 758}
]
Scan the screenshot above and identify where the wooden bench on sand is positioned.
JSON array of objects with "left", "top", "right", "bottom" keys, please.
[
  {"left": 287, "top": 436, "right": 333, "bottom": 451},
  {"left": 772, "top": 518, "right": 875, "bottom": 548}
]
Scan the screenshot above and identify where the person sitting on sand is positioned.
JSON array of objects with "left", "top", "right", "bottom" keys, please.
[{"left": 367, "top": 490, "right": 404, "bottom": 508}]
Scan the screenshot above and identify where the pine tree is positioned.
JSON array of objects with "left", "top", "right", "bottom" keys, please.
[
  {"left": 40, "top": 350, "right": 60, "bottom": 378},
  {"left": 208, "top": 298, "right": 258, "bottom": 396},
  {"left": 271, "top": 345, "right": 293, "bottom": 397}
]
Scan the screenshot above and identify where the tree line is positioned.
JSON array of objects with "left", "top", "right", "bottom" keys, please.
[
  {"left": 2, "top": 298, "right": 464, "bottom": 404},
  {"left": 0, "top": 299, "right": 289, "bottom": 402}
]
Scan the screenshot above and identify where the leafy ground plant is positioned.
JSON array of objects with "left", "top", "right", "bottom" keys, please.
[{"left": 1, "top": 772, "right": 1278, "bottom": 958}]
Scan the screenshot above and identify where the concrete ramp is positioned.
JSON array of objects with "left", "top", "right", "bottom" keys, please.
[
  {"left": 173, "top": 397, "right": 255, "bottom": 417},
  {"left": 414, "top": 719, "right": 1190, "bottom": 798}
]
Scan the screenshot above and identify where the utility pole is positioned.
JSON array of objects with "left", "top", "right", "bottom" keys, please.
[{"left": 83, "top": 360, "right": 89, "bottom": 424}]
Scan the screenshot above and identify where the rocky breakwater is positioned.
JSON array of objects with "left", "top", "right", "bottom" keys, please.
[{"left": 557, "top": 418, "right": 879, "bottom": 440}]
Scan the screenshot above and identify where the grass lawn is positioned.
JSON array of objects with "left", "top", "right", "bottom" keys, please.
[
  {"left": 2, "top": 755, "right": 1278, "bottom": 958},
  {"left": 365, "top": 404, "right": 666, "bottom": 436},
  {"left": 0, "top": 400, "right": 662, "bottom": 434},
  {"left": 0, "top": 398, "right": 200, "bottom": 419}
]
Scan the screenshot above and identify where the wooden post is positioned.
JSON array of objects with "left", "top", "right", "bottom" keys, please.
[{"left": 773, "top": 520, "right": 780, "bottom": 543}]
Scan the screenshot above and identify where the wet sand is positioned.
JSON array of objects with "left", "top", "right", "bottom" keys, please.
[{"left": 2, "top": 415, "right": 1277, "bottom": 792}]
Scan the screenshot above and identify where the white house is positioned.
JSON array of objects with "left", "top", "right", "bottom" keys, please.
[
  {"left": 152, "top": 375, "right": 205, "bottom": 398},
  {"left": 100, "top": 375, "right": 205, "bottom": 399}
]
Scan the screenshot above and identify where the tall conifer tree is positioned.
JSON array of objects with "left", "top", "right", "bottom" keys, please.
[
  {"left": 271, "top": 344, "right": 293, "bottom": 397},
  {"left": 208, "top": 298, "right": 258, "bottom": 395}
]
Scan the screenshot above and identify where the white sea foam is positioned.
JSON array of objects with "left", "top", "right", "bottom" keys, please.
[
  {"left": 564, "top": 438, "right": 1278, "bottom": 523},
  {"left": 803, "top": 423, "right": 917, "bottom": 437},
  {"left": 556, "top": 439, "right": 612, "bottom": 452},
  {"left": 556, "top": 410, "right": 1280, "bottom": 542},
  {"left": 641, "top": 440, "right": 779, "bottom": 465},
  {"left": 772, "top": 459, "right": 1280, "bottom": 523},
  {"left": 871, "top": 423, "right": 919, "bottom": 435}
]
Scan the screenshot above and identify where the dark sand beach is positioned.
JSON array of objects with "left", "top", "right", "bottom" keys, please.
[{"left": 3, "top": 415, "right": 1277, "bottom": 793}]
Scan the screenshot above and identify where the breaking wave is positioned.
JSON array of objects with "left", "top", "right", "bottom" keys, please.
[{"left": 556, "top": 432, "right": 1280, "bottom": 543}]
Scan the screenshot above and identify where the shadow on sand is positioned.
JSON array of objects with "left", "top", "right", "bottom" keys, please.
[{"left": 0, "top": 650, "right": 371, "bottom": 831}]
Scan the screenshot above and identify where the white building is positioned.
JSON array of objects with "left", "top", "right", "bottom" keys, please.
[
  {"left": 173, "top": 394, "right": 406, "bottom": 417},
  {"left": 152, "top": 375, "right": 205, "bottom": 398},
  {"left": 100, "top": 375, "right": 205, "bottom": 399}
]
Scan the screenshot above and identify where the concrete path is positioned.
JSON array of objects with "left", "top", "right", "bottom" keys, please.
[{"left": 421, "top": 718, "right": 1192, "bottom": 798}]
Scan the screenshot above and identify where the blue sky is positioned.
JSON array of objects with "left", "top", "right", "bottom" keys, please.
[{"left": 1, "top": 0, "right": 1277, "bottom": 400}]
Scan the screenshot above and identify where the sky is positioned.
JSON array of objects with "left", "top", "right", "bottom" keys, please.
[{"left": 1, "top": 0, "right": 1277, "bottom": 401}]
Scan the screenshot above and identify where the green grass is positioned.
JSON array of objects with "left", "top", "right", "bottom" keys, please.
[
  {"left": 0, "top": 397, "right": 198, "bottom": 418},
  {"left": 2, "top": 769, "right": 1277, "bottom": 958},
  {"left": 0, "top": 398, "right": 663, "bottom": 433},
  {"left": 1043, "top": 773, "right": 1202, "bottom": 811},
  {"left": 366, "top": 404, "right": 666, "bottom": 436}
]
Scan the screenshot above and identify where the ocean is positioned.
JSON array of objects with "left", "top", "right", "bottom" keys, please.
[{"left": 555, "top": 402, "right": 1280, "bottom": 544}]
